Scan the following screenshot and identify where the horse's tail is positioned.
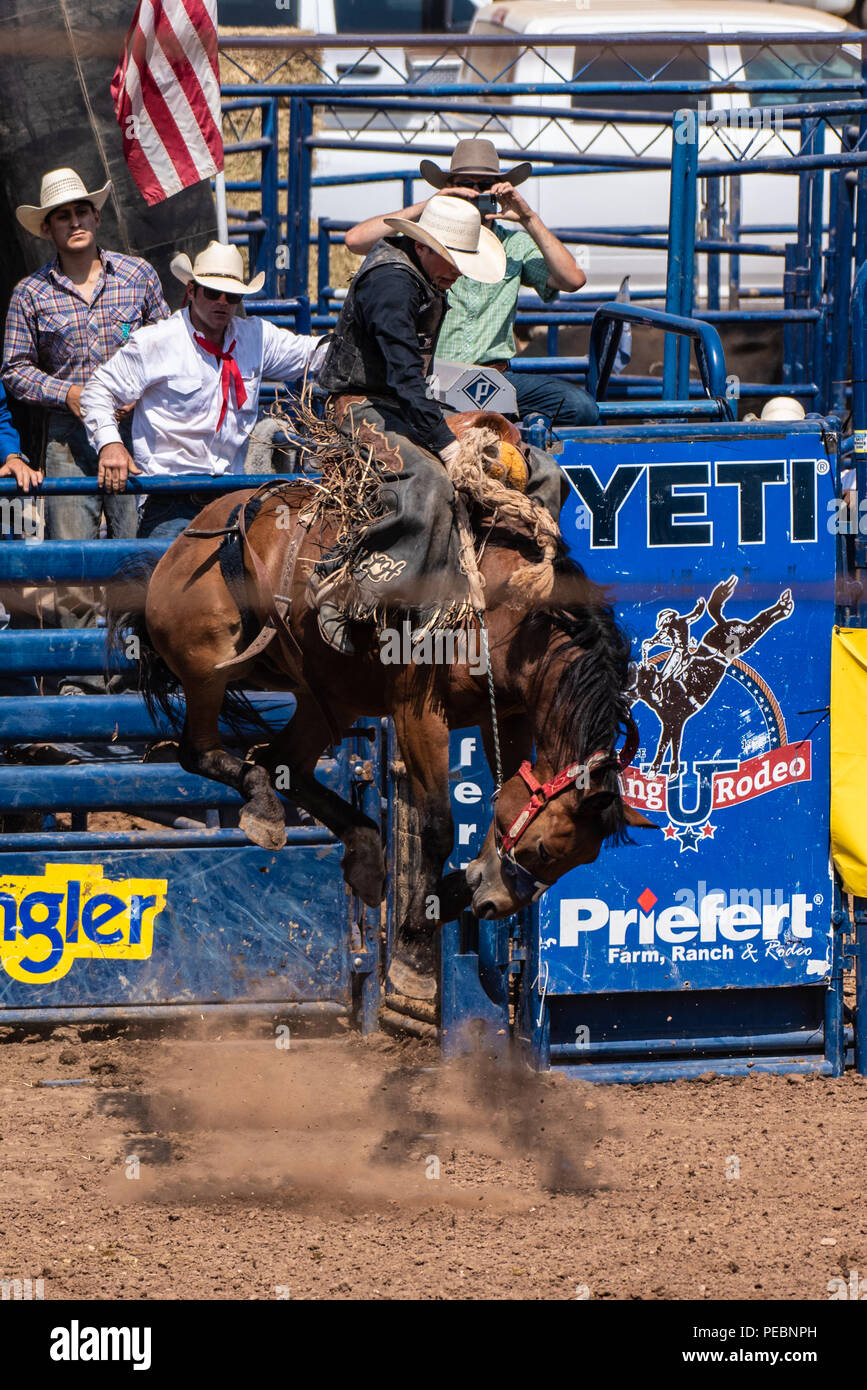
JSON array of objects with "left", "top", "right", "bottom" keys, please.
[{"left": 105, "top": 550, "right": 183, "bottom": 731}]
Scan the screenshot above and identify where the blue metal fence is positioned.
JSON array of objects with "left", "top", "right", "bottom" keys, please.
[
  {"left": 217, "top": 31, "right": 867, "bottom": 416},
  {"left": 0, "top": 473, "right": 380, "bottom": 1027}
]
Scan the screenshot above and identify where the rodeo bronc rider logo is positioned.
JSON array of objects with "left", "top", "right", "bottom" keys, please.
[{"left": 624, "top": 575, "right": 807, "bottom": 852}]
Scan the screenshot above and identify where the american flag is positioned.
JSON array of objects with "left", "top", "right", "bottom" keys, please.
[{"left": 111, "top": 0, "right": 223, "bottom": 207}]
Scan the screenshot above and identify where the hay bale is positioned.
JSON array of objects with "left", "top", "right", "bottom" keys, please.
[{"left": 218, "top": 26, "right": 320, "bottom": 88}]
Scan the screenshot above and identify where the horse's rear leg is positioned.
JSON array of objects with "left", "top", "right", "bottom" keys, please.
[
  {"left": 255, "top": 697, "right": 386, "bottom": 907},
  {"left": 179, "top": 677, "right": 287, "bottom": 850}
]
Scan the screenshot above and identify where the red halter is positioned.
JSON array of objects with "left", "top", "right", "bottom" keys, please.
[{"left": 498, "top": 719, "right": 640, "bottom": 855}]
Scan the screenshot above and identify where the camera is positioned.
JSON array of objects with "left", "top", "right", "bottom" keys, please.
[{"left": 475, "top": 191, "right": 499, "bottom": 217}]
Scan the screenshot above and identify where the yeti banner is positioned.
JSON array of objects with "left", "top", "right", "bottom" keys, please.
[{"left": 540, "top": 425, "right": 837, "bottom": 994}]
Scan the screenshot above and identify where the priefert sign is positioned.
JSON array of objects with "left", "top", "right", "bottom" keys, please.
[{"left": 560, "top": 887, "right": 815, "bottom": 966}]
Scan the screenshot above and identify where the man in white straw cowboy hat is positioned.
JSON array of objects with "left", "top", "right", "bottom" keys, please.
[
  {"left": 2, "top": 167, "right": 169, "bottom": 692},
  {"left": 312, "top": 192, "right": 561, "bottom": 652},
  {"left": 81, "top": 240, "right": 324, "bottom": 539},
  {"left": 345, "top": 138, "right": 598, "bottom": 430}
]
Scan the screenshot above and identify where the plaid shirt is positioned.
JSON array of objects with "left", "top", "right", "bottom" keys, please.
[
  {"left": 436, "top": 224, "right": 559, "bottom": 365},
  {"left": 1, "top": 248, "right": 169, "bottom": 410}
]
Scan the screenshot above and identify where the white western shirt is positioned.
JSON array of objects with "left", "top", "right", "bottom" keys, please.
[{"left": 80, "top": 308, "right": 322, "bottom": 476}]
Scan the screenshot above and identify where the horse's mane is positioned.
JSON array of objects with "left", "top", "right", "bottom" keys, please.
[{"left": 524, "top": 550, "right": 634, "bottom": 845}]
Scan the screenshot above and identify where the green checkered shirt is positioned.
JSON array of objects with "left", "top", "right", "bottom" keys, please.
[{"left": 436, "top": 223, "right": 559, "bottom": 365}]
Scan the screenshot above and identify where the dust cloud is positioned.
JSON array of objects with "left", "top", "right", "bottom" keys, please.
[{"left": 97, "top": 1031, "right": 605, "bottom": 1214}]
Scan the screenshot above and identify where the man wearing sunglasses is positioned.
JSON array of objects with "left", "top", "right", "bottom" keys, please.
[
  {"left": 80, "top": 241, "right": 324, "bottom": 539},
  {"left": 345, "top": 139, "right": 599, "bottom": 430}
]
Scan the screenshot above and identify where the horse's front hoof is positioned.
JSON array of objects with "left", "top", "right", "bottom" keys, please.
[
  {"left": 342, "top": 828, "right": 386, "bottom": 907},
  {"left": 239, "top": 805, "right": 287, "bottom": 850},
  {"left": 387, "top": 954, "right": 437, "bottom": 1001}
]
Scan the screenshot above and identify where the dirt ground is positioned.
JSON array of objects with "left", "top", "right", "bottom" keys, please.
[{"left": 1, "top": 1021, "right": 865, "bottom": 1302}]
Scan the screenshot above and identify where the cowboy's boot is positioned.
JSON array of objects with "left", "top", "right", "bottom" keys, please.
[{"left": 306, "top": 569, "right": 355, "bottom": 655}]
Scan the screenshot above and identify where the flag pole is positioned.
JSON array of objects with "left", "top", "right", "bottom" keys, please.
[
  {"left": 215, "top": 169, "right": 229, "bottom": 244},
  {"left": 214, "top": 0, "right": 228, "bottom": 243}
]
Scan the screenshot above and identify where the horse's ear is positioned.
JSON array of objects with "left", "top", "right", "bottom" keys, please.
[{"left": 623, "top": 805, "right": 659, "bottom": 829}]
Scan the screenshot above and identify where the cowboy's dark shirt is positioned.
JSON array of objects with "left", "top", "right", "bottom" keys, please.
[{"left": 352, "top": 261, "right": 454, "bottom": 454}]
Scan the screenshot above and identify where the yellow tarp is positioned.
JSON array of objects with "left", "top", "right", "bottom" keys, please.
[{"left": 831, "top": 627, "right": 867, "bottom": 896}]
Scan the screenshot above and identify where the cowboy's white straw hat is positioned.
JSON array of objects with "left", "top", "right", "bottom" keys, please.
[
  {"left": 16, "top": 168, "right": 112, "bottom": 237},
  {"left": 760, "top": 396, "right": 806, "bottom": 422},
  {"left": 385, "top": 195, "right": 506, "bottom": 285},
  {"left": 170, "top": 240, "right": 266, "bottom": 296}
]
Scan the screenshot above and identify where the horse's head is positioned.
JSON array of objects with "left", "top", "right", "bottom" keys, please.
[{"left": 465, "top": 751, "right": 654, "bottom": 920}]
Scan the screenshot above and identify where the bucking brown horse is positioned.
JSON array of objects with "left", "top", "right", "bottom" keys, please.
[{"left": 112, "top": 461, "right": 647, "bottom": 999}]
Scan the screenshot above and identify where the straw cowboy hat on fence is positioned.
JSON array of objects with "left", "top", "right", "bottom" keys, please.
[
  {"left": 16, "top": 168, "right": 112, "bottom": 237},
  {"left": 169, "top": 240, "right": 266, "bottom": 296},
  {"left": 385, "top": 194, "right": 506, "bottom": 285},
  {"left": 419, "top": 138, "right": 532, "bottom": 191}
]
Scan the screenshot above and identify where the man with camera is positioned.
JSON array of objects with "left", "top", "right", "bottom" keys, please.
[{"left": 344, "top": 139, "right": 599, "bottom": 428}]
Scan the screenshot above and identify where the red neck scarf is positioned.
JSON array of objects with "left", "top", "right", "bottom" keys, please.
[{"left": 194, "top": 333, "right": 247, "bottom": 431}]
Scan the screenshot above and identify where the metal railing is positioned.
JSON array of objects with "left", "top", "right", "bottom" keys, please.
[{"left": 215, "top": 32, "right": 867, "bottom": 414}]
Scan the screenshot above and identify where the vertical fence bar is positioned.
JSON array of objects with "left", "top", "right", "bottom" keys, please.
[
  {"left": 852, "top": 261, "right": 867, "bottom": 571},
  {"left": 350, "top": 724, "right": 384, "bottom": 1036},
  {"left": 826, "top": 855, "right": 846, "bottom": 1076},
  {"left": 288, "top": 96, "right": 313, "bottom": 305},
  {"left": 830, "top": 154, "right": 855, "bottom": 421},
  {"left": 807, "top": 121, "right": 825, "bottom": 312},
  {"left": 807, "top": 120, "right": 826, "bottom": 411},
  {"left": 298, "top": 98, "right": 313, "bottom": 312},
  {"left": 782, "top": 243, "right": 796, "bottom": 390},
  {"left": 857, "top": 42, "right": 867, "bottom": 270},
  {"left": 705, "top": 173, "right": 721, "bottom": 313},
  {"left": 317, "top": 219, "right": 331, "bottom": 316},
  {"left": 676, "top": 131, "right": 698, "bottom": 400},
  {"left": 287, "top": 96, "right": 301, "bottom": 298},
  {"left": 792, "top": 119, "right": 814, "bottom": 392},
  {"left": 726, "top": 174, "right": 741, "bottom": 311},
  {"left": 827, "top": 167, "right": 840, "bottom": 400},
  {"left": 260, "top": 98, "right": 279, "bottom": 298},
  {"left": 664, "top": 111, "right": 690, "bottom": 397},
  {"left": 856, "top": 902, "right": 867, "bottom": 1076}
]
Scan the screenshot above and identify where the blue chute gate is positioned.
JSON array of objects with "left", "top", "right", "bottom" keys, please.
[
  {"left": 0, "top": 476, "right": 380, "bottom": 1032},
  {"left": 385, "top": 308, "right": 862, "bottom": 1081},
  {"left": 529, "top": 406, "right": 842, "bottom": 1081}
]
